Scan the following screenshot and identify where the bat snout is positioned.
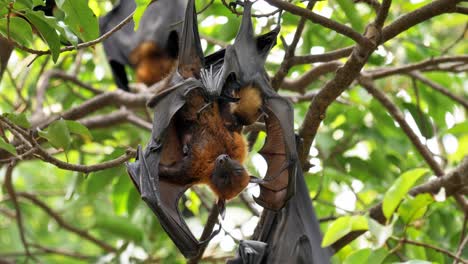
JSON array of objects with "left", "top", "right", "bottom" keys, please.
[{"left": 216, "top": 154, "right": 230, "bottom": 166}]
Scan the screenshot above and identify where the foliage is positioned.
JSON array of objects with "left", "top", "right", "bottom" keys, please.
[{"left": 0, "top": 0, "right": 467, "bottom": 263}]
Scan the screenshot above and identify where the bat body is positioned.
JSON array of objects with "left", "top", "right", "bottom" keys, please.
[
  {"left": 126, "top": 0, "right": 297, "bottom": 258},
  {"left": 100, "top": 0, "right": 187, "bottom": 90}
]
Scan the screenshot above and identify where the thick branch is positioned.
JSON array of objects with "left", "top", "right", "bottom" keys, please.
[
  {"left": 281, "top": 62, "right": 342, "bottom": 93},
  {"left": 381, "top": 0, "right": 461, "bottom": 42},
  {"left": 291, "top": 46, "right": 354, "bottom": 66},
  {"left": 32, "top": 90, "right": 151, "bottom": 128}
]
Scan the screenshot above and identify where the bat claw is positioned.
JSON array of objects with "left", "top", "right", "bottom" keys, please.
[
  {"left": 217, "top": 199, "right": 226, "bottom": 219},
  {"left": 196, "top": 102, "right": 213, "bottom": 119},
  {"left": 249, "top": 175, "right": 265, "bottom": 184}
]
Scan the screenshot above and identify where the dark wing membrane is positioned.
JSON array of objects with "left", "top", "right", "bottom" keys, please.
[
  {"left": 126, "top": 79, "right": 207, "bottom": 258},
  {"left": 255, "top": 95, "right": 297, "bottom": 210},
  {"left": 249, "top": 165, "right": 332, "bottom": 263}
]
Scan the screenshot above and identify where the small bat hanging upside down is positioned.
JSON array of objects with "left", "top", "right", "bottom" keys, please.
[
  {"left": 100, "top": 0, "right": 186, "bottom": 90},
  {"left": 127, "top": 0, "right": 297, "bottom": 258}
]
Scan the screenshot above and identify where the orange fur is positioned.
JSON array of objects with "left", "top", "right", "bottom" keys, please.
[
  {"left": 130, "top": 41, "right": 176, "bottom": 86},
  {"left": 187, "top": 100, "right": 249, "bottom": 200},
  {"left": 232, "top": 85, "right": 263, "bottom": 125}
]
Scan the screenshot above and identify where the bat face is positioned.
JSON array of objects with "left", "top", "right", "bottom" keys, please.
[
  {"left": 211, "top": 154, "right": 250, "bottom": 201},
  {"left": 126, "top": 0, "right": 298, "bottom": 258}
]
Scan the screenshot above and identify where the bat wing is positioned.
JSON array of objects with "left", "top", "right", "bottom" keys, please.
[
  {"left": 211, "top": 1, "right": 294, "bottom": 210},
  {"left": 250, "top": 161, "right": 332, "bottom": 263},
  {"left": 255, "top": 88, "right": 297, "bottom": 210},
  {"left": 226, "top": 240, "right": 268, "bottom": 264},
  {"left": 232, "top": 137, "right": 331, "bottom": 264},
  {"left": 127, "top": 78, "right": 218, "bottom": 258}
]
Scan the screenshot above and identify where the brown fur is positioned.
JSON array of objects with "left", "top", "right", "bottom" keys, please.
[
  {"left": 188, "top": 99, "right": 249, "bottom": 200},
  {"left": 231, "top": 85, "right": 263, "bottom": 125},
  {"left": 172, "top": 92, "right": 250, "bottom": 200},
  {"left": 130, "top": 41, "right": 176, "bottom": 86}
]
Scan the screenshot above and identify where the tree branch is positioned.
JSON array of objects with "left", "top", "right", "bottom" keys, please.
[
  {"left": 397, "top": 237, "right": 468, "bottom": 264},
  {"left": 17, "top": 192, "right": 117, "bottom": 252},
  {"left": 265, "top": 0, "right": 372, "bottom": 48},
  {"left": 280, "top": 61, "right": 342, "bottom": 93},
  {"left": 3, "top": 163, "right": 32, "bottom": 259},
  {"left": 408, "top": 71, "right": 468, "bottom": 110},
  {"left": 367, "top": 55, "right": 468, "bottom": 79},
  {"left": 332, "top": 156, "right": 468, "bottom": 251}
]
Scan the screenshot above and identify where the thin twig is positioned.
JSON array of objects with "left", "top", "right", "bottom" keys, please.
[
  {"left": 3, "top": 163, "right": 32, "bottom": 259},
  {"left": 408, "top": 71, "right": 468, "bottom": 110},
  {"left": 17, "top": 192, "right": 117, "bottom": 252},
  {"left": 397, "top": 237, "right": 468, "bottom": 264}
]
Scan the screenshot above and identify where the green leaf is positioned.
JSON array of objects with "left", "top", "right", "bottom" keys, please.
[
  {"left": 55, "top": 21, "right": 79, "bottom": 47},
  {"left": 86, "top": 149, "right": 126, "bottom": 195},
  {"left": 3, "top": 113, "right": 31, "bottom": 128},
  {"left": 64, "top": 120, "right": 92, "bottom": 139},
  {"left": 402, "top": 103, "right": 434, "bottom": 139},
  {"left": 133, "top": 0, "right": 152, "bottom": 30},
  {"left": 382, "top": 168, "right": 429, "bottom": 219},
  {"left": 398, "top": 193, "right": 434, "bottom": 224},
  {"left": 94, "top": 214, "right": 143, "bottom": 242},
  {"left": 368, "top": 248, "right": 389, "bottom": 264},
  {"left": 0, "top": 16, "right": 33, "bottom": 46},
  {"left": 38, "top": 119, "right": 71, "bottom": 150},
  {"left": 55, "top": 0, "right": 99, "bottom": 41},
  {"left": 393, "top": 261, "right": 433, "bottom": 264},
  {"left": 322, "top": 215, "right": 368, "bottom": 247},
  {"left": 0, "top": 137, "right": 16, "bottom": 155},
  {"left": 446, "top": 122, "right": 468, "bottom": 136},
  {"left": 368, "top": 218, "right": 393, "bottom": 247},
  {"left": 344, "top": 248, "right": 371, "bottom": 264},
  {"left": 24, "top": 10, "right": 61, "bottom": 62},
  {"left": 335, "top": 0, "right": 364, "bottom": 32},
  {"left": 13, "top": 0, "right": 33, "bottom": 10}
]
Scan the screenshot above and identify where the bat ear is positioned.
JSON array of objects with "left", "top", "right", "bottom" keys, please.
[
  {"left": 178, "top": 0, "right": 204, "bottom": 78},
  {"left": 217, "top": 199, "right": 226, "bottom": 219}
]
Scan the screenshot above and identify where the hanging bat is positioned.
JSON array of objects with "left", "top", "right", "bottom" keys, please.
[
  {"left": 228, "top": 138, "right": 332, "bottom": 264},
  {"left": 210, "top": 0, "right": 298, "bottom": 210},
  {"left": 99, "top": 0, "right": 187, "bottom": 90},
  {"left": 126, "top": 0, "right": 296, "bottom": 258}
]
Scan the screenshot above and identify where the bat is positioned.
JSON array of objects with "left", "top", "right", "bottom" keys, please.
[
  {"left": 126, "top": 0, "right": 297, "bottom": 258},
  {"left": 210, "top": 0, "right": 298, "bottom": 210},
  {"left": 99, "top": 0, "right": 187, "bottom": 90},
  {"left": 228, "top": 137, "right": 332, "bottom": 264}
]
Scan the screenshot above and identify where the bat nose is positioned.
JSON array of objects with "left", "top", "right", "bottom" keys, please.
[{"left": 216, "top": 154, "right": 230, "bottom": 165}]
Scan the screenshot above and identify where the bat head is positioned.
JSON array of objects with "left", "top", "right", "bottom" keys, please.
[{"left": 211, "top": 154, "right": 250, "bottom": 201}]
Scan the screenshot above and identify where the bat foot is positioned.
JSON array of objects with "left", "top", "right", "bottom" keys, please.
[
  {"left": 196, "top": 102, "right": 213, "bottom": 119},
  {"left": 217, "top": 199, "right": 226, "bottom": 219}
]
